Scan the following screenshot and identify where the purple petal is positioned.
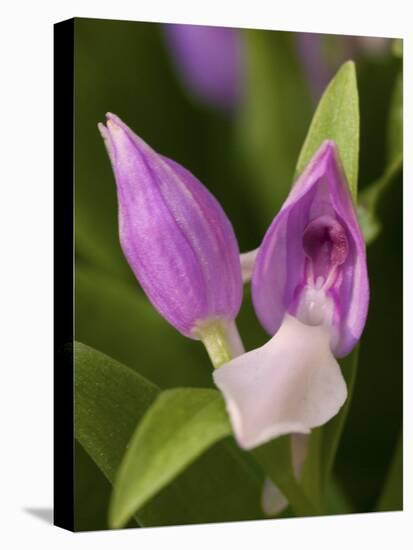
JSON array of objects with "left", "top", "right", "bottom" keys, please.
[
  {"left": 99, "top": 113, "right": 242, "bottom": 337},
  {"left": 164, "top": 24, "right": 242, "bottom": 110},
  {"left": 252, "top": 141, "right": 369, "bottom": 357}
]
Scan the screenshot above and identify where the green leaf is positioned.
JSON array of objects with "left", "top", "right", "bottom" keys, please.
[
  {"left": 110, "top": 388, "right": 233, "bottom": 528},
  {"left": 74, "top": 441, "right": 135, "bottom": 531},
  {"left": 326, "top": 477, "right": 353, "bottom": 515},
  {"left": 253, "top": 436, "right": 318, "bottom": 516},
  {"left": 237, "top": 29, "right": 312, "bottom": 227},
  {"left": 376, "top": 432, "right": 402, "bottom": 511},
  {"left": 295, "top": 61, "right": 359, "bottom": 198},
  {"left": 75, "top": 342, "right": 264, "bottom": 527},
  {"left": 74, "top": 341, "right": 159, "bottom": 482}
]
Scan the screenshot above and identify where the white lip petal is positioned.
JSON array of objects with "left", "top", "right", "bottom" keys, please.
[
  {"left": 262, "top": 477, "right": 289, "bottom": 516},
  {"left": 213, "top": 314, "right": 347, "bottom": 450},
  {"left": 240, "top": 249, "right": 259, "bottom": 283}
]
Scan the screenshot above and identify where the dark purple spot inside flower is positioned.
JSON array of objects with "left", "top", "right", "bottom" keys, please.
[{"left": 302, "top": 215, "right": 348, "bottom": 282}]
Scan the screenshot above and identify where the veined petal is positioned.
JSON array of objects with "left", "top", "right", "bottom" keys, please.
[
  {"left": 213, "top": 314, "right": 347, "bottom": 450},
  {"left": 99, "top": 113, "right": 242, "bottom": 337},
  {"left": 252, "top": 140, "right": 369, "bottom": 356}
]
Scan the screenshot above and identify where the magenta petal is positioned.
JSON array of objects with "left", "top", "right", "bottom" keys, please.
[
  {"left": 99, "top": 113, "right": 242, "bottom": 337},
  {"left": 252, "top": 141, "right": 369, "bottom": 357}
]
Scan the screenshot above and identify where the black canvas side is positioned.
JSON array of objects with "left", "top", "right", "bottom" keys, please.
[{"left": 53, "top": 17, "right": 75, "bottom": 532}]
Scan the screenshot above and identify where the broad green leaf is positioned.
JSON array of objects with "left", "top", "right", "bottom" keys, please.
[
  {"left": 376, "top": 432, "right": 402, "bottom": 511},
  {"left": 299, "top": 428, "right": 323, "bottom": 511},
  {"left": 75, "top": 342, "right": 264, "bottom": 527},
  {"left": 110, "top": 388, "right": 232, "bottom": 528},
  {"left": 237, "top": 29, "right": 312, "bottom": 227},
  {"left": 295, "top": 61, "right": 359, "bottom": 198},
  {"left": 253, "top": 436, "right": 318, "bottom": 516},
  {"left": 75, "top": 263, "right": 212, "bottom": 389},
  {"left": 74, "top": 341, "right": 159, "bottom": 482},
  {"left": 74, "top": 441, "right": 135, "bottom": 531}
]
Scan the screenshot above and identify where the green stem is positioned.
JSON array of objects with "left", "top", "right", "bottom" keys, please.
[
  {"left": 321, "top": 346, "right": 360, "bottom": 501},
  {"left": 299, "top": 428, "right": 324, "bottom": 513},
  {"left": 277, "top": 475, "right": 321, "bottom": 517},
  {"left": 195, "top": 319, "right": 244, "bottom": 368},
  {"left": 197, "top": 319, "right": 321, "bottom": 517},
  {"left": 253, "top": 436, "right": 321, "bottom": 517}
]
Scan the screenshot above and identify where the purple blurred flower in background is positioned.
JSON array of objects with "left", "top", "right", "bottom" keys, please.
[
  {"left": 98, "top": 113, "right": 243, "bottom": 344},
  {"left": 164, "top": 24, "right": 242, "bottom": 110},
  {"left": 296, "top": 33, "right": 331, "bottom": 102},
  {"left": 214, "top": 141, "right": 369, "bottom": 449},
  {"left": 297, "top": 33, "right": 391, "bottom": 103},
  {"left": 164, "top": 24, "right": 390, "bottom": 111}
]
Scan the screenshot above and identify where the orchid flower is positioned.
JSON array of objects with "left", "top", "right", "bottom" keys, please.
[
  {"left": 98, "top": 113, "right": 244, "bottom": 364},
  {"left": 214, "top": 141, "right": 369, "bottom": 450},
  {"left": 164, "top": 24, "right": 242, "bottom": 110}
]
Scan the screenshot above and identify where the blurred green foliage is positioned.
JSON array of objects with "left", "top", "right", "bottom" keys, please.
[
  {"left": 73, "top": 18, "right": 402, "bottom": 528},
  {"left": 335, "top": 169, "right": 402, "bottom": 511},
  {"left": 238, "top": 29, "right": 312, "bottom": 226},
  {"left": 109, "top": 388, "right": 233, "bottom": 528},
  {"left": 376, "top": 432, "right": 403, "bottom": 512},
  {"left": 75, "top": 342, "right": 264, "bottom": 528}
]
